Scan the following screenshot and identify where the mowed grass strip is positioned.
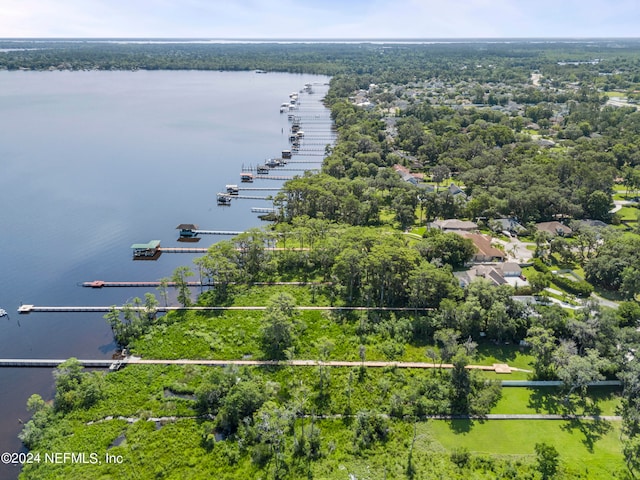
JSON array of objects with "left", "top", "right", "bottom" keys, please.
[
  {"left": 426, "top": 418, "right": 625, "bottom": 479},
  {"left": 491, "top": 387, "right": 622, "bottom": 416}
]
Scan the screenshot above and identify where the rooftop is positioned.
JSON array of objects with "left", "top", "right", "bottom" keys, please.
[
  {"left": 131, "top": 240, "right": 161, "bottom": 250},
  {"left": 432, "top": 219, "right": 478, "bottom": 231}
]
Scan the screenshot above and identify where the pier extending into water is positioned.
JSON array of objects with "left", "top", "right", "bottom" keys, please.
[
  {"left": 254, "top": 175, "right": 294, "bottom": 181},
  {"left": 0, "top": 357, "right": 554, "bottom": 377},
  {"left": 82, "top": 280, "right": 331, "bottom": 288},
  {"left": 159, "top": 247, "right": 209, "bottom": 254},
  {"left": 221, "top": 194, "right": 271, "bottom": 200},
  {"left": 193, "top": 230, "right": 243, "bottom": 236},
  {"left": 18, "top": 305, "right": 434, "bottom": 314},
  {"left": 242, "top": 167, "right": 318, "bottom": 173},
  {"left": 82, "top": 281, "right": 202, "bottom": 288}
]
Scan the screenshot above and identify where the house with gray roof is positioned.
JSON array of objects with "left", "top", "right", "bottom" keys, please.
[
  {"left": 431, "top": 219, "right": 478, "bottom": 231},
  {"left": 454, "top": 262, "right": 525, "bottom": 288},
  {"left": 448, "top": 183, "right": 468, "bottom": 201},
  {"left": 491, "top": 218, "right": 526, "bottom": 236},
  {"left": 535, "top": 221, "right": 573, "bottom": 237}
]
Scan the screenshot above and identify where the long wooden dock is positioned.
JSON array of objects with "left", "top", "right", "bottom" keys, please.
[
  {"left": 17, "top": 305, "right": 434, "bottom": 314},
  {"left": 82, "top": 281, "right": 203, "bottom": 288},
  {"left": 241, "top": 168, "right": 316, "bottom": 173},
  {"left": 0, "top": 357, "right": 546, "bottom": 376},
  {"left": 192, "top": 230, "right": 243, "bottom": 236},
  {"left": 229, "top": 194, "right": 270, "bottom": 200},
  {"left": 159, "top": 247, "right": 208, "bottom": 254},
  {"left": 154, "top": 246, "right": 310, "bottom": 255},
  {"left": 0, "top": 359, "right": 116, "bottom": 368},
  {"left": 254, "top": 175, "right": 294, "bottom": 181},
  {"left": 82, "top": 281, "right": 332, "bottom": 289}
]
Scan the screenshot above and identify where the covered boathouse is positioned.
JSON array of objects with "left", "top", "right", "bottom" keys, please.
[
  {"left": 131, "top": 240, "right": 161, "bottom": 259},
  {"left": 177, "top": 224, "right": 199, "bottom": 238}
]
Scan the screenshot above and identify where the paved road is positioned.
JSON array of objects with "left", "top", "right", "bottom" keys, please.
[{"left": 542, "top": 288, "right": 620, "bottom": 311}]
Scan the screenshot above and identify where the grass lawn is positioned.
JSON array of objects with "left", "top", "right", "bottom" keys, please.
[
  {"left": 410, "top": 226, "right": 427, "bottom": 236},
  {"left": 617, "top": 206, "right": 639, "bottom": 222},
  {"left": 492, "top": 387, "right": 621, "bottom": 416},
  {"left": 427, "top": 419, "right": 626, "bottom": 479},
  {"left": 475, "top": 343, "right": 534, "bottom": 370}
]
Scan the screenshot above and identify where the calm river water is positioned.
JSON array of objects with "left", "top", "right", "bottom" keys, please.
[{"left": 0, "top": 70, "right": 331, "bottom": 478}]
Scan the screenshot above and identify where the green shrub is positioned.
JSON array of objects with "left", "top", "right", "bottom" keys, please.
[
  {"left": 532, "top": 258, "right": 550, "bottom": 273},
  {"left": 552, "top": 275, "right": 594, "bottom": 297}
]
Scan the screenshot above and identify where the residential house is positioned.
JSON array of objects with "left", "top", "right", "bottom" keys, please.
[
  {"left": 393, "top": 164, "right": 423, "bottom": 186},
  {"left": 535, "top": 221, "right": 573, "bottom": 237},
  {"left": 454, "top": 262, "right": 524, "bottom": 287},
  {"left": 491, "top": 218, "right": 526, "bottom": 236},
  {"left": 573, "top": 219, "right": 608, "bottom": 229},
  {"left": 431, "top": 219, "right": 478, "bottom": 231},
  {"left": 455, "top": 232, "right": 506, "bottom": 262},
  {"left": 448, "top": 183, "right": 468, "bottom": 201}
]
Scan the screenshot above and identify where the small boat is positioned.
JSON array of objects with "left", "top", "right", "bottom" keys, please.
[
  {"left": 240, "top": 173, "right": 254, "bottom": 183},
  {"left": 0, "top": 308, "right": 7, "bottom": 317},
  {"left": 225, "top": 184, "right": 239, "bottom": 195},
  {"left": 216, "top": 193, "right": 232, "bottom": 205},
  {"left": 265, "top": 158, "right": 282, "bottom": 168},
  {"left": 257, "top": 165, "right": 269, "bottom": 175}
]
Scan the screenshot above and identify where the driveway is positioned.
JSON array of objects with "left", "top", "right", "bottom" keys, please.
[{"left": 493, "top": 237, "right": 534, "bottom": 263}]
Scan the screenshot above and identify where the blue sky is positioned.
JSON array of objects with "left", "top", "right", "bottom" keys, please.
[{"left": 1, "top": 0, "right": 639, "bottom": 38}]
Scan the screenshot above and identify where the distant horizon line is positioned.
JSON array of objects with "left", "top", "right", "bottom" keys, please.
[{"left": 1, "top": 36, "right": 640, "bottom": 42}]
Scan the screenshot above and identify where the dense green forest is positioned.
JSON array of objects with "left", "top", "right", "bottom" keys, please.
[{"left": 15, "top": 40, "right": 640, "bottom": 479}]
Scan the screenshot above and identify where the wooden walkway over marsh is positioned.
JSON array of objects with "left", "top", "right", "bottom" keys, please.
[
  {"left": 0, "top": 357, "right": 531, "bottom": 375},
  {"left": 17, "top": 305, "right": 434, "bottom": 314}
]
